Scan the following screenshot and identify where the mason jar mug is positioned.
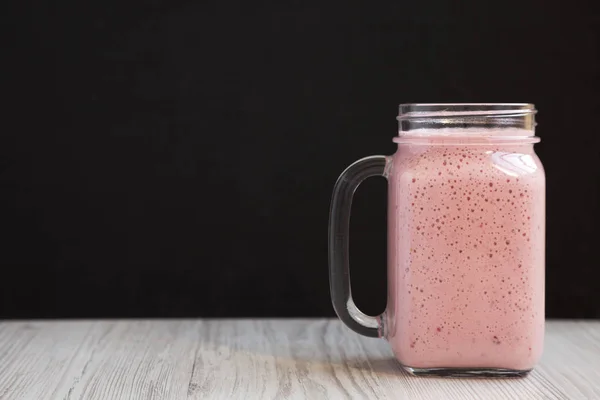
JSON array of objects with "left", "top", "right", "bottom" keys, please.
[{"left": 328, "top": 104, "right": 545, "bottom": 377}]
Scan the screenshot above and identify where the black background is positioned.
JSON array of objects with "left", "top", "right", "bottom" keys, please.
[{"left": 2, "top": 0, "right": 599, "bottom": 318}]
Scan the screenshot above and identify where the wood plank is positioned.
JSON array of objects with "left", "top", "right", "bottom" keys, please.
[
  {"left": 0, "top": 321, "right": 95, "bottom": 399},
  {"left": 0, "top": 320, "right": 200, "bottom": 400},
  {"left": 0, "top": 320, "right": 597, "bottom": 399},
  {"left": 536, "top": 321, "right": 600, "bottom": 399},
  {"left": 61, "top": 320, "right": 200, "bottom": 400}
]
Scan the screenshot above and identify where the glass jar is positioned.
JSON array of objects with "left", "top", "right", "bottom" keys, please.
[{"left": 328, "top": 104, "right": 545, "bottom": 377}]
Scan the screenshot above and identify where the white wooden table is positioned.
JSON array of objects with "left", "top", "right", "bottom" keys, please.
[{"left": 0, "top": 319, "right": 598, "bottom": 399}]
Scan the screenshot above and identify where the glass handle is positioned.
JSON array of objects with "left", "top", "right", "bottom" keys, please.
[{"left": 328, "top": 155, "right": 390, "bottom": 338}]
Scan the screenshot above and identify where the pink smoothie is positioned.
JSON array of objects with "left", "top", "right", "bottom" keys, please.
[{"left": 386, "top": 131, "right": 545, "bottom": 370}]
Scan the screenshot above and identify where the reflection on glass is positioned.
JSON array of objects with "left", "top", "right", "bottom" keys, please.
[{"left": 492, "top": 152, "right": 538, "bottom": 177}]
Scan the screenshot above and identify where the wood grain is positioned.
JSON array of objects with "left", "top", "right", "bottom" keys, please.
[{"left": 0, "top": 320, "right": 598, "bottom": 399}]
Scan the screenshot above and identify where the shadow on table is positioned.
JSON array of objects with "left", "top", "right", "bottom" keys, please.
[
  {"left": 197, "top": 319, "right": 412, "bottom": 378},
  {"left": 345, "top": 356, "right": 408, "bottom": 376}
]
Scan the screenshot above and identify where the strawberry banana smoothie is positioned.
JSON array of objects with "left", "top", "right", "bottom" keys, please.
[{"left": 386, "top": 130, "right": 545, "bottom": 371}]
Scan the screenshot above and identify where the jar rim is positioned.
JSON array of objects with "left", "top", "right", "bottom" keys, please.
[
  {"left": 396, "top": 103, "right": 537, "bottom": 138},
  {"left": 398, "top": 103, "right": 536, "bottom": 120}
]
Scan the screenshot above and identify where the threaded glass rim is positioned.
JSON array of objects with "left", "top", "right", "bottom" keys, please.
[
  {"left": 398, "top": 103, "right": 536, "bottom": 119},
  {"left": 396, "top": 103, "right": 537, "bottom": 142}
]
